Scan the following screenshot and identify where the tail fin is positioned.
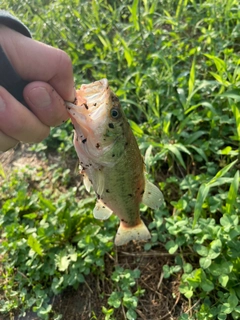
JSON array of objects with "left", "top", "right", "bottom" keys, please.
[{"left": 114, "top": 220, "right": 151, "bottom": 246}]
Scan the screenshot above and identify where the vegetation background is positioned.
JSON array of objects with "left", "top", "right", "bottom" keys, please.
[{"left": 0, "top": 0, "right": 240, "bottom": 319}]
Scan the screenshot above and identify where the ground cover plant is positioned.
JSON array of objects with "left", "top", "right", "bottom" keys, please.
[{"left": 0, "top": 0, "right": 240, "bottom": 319}]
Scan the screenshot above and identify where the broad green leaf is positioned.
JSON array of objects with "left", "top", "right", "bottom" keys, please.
[
  {"left": 200, "top": 257, "right": 212, "bottom": 269},
  {"left": 219, "top": 274, "right": 229, "bottom": 287},
  {"left": 209, "top": 261, "right": 233, "bottom": 276},
  {"left": 220, "top": 214, "right": 239, "bottom": 231},
  {"left": 27, "top": 235, "right": 43, "bottom": 256},
  {"left": 208, "top": 239, "right": 222, "bottom": 259},
  {"left": 126, "top": 309, "right": 137, "bottom": 320},
  {"left": 38, "top": 194, "right": 56, "bottom": 212},
  {"left": 200, "top": 278, "right": 214, "bottom": 292},
  {"left": 108, "top": 292, "right": 122, "bottom": 308},
  {"left": 193, "top": 244, "right": 209, "bottom": 257},
  {"left": 183, "top": 263, "right": 193, "bottom": 273},
  {"left": 165, "top": 240, "right": 178, "bottom": 254},
  {"left": 57, "top": 255, "right": 70, "bottom": 272},
  {"left": 186, "top": 269, "right": 202, "bottom": 288}
]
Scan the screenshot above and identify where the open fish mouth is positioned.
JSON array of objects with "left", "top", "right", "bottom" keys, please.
[{"left": 65, "top": 79, "right": 112, "bottom": 138}]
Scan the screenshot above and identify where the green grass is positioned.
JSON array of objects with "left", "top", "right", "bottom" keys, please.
[{"left": 0, "top": 0, "right": 240, "bottom": 319}]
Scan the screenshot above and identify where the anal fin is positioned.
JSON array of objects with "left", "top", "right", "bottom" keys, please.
[
  {"left": 93, "top": 200, "right": 113, "bottom": 220},
  {"left": 142, "top": 179, "right": 164, "bottom": 210}
]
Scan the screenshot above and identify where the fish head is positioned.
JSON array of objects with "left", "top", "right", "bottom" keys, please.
[{"left": 66, "top": 79, "right": 128, "bottom": 166}]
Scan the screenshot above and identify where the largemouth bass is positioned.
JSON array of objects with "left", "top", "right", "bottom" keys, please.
[{"left": 66, "top": 79, "right": 163, "bottom": 246}]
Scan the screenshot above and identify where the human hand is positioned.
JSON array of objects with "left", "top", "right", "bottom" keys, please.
[{"left": 0, "top": 25, "right": 76, "bottom": 152}]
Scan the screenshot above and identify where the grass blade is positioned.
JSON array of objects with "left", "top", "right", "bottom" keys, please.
[
  {"left": 226, "top": 170, "right": 239, "bottom": 215},
  {"left": 193, "top": 184, "right": 210, "bottom": 227},
  {"left": 206, "top": 160, "right": 237, "bottom": 187},
  {"left": 188, "top": 55, "right": 196, "bottom": 99},
  {"left": 131, "top": 0, "right": 140, "bottom": 31}
]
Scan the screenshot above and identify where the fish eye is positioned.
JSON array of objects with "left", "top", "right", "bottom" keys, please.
[{"left": 110, "top": 108, "right": 121, "bottom": 119}]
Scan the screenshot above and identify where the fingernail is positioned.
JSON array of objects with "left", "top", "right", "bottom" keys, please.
[
  {"left": 27, "top": 87, "right": 52, "bottom": 109},
  {"left": 0, "top": 96, "right": 6, "bottom": 111},
  {"left": 71, "top": 87, "right": 77, "bottom": 103}
]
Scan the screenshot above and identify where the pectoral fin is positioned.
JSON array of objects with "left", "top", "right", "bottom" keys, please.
[
  {"left": 142, "top": 179, "right": 164, "bottom": 210},
  {"left": 93, "top": 200, "right": 113, "bottom": 220},
  {"left": 95, "top": 169, "right": 105, "bottom": 196},
  {"left": 83, "top": 174, "right": 92, "bottom": 192}
]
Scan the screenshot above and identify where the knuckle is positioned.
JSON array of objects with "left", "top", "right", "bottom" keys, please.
[{"left": 56, "top": 49, "right": 72, "bottom": 70}]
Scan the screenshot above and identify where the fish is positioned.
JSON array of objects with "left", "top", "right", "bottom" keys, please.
[{"left": 65, "top": 79, "right": 163, "bottom": 246}]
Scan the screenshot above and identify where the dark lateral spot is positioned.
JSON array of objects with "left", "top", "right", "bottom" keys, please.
[
  {"left": 128, "top": 194, "right": 133, "bottom": 197},
  {"left": 125, "top": 142, "right": 128, "bottom": 147},
  {"left": 106, "top": 189, "right": 110, "bottom": 193},
  {"left": 73, "top": 113, "right": 75, "bottom": 115},
  {"left": 76, "top": 136, "right": 78, "bottom": 141},
  {"left": 84, "top": 103, "right": 88, "bottom": 109},
  {"left": 93, "top": 103, "right": 97, "bottom": 106},
  {"left": 96, "top": 143, "right": 100, "bottom": 148},
  {"left": 140, "top": 190, "right": 145, "bottom": 195},
  {"left": 89, "top": 179, "right": 93, "bottom": 184},
  {"left": 67, "top": 106, "right": 71, "bottom": 110},
  {"left": 97, "top": 194, "right": 100, "bottom": 199},
  {"left": 148, "top": 192, "right": 151, "bottom": 194},
  {"left": 108, "top": 123, "right": 114, "bottom": 129},
  {"left": 82, "top": 138, "right": 87, "bottom": 144},
  {"left": 112, "top": 154, "right": 115, "bottom": 157},
  {"left": 102, "top": 206, "right": 105, "bottom": 208}
]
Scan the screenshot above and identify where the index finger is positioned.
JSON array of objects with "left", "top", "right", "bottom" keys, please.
[{"left": 0, "top": 26, "right": 75, "bottom": 102}]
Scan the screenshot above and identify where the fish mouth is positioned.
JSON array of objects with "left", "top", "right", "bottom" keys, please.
[
  {"left": 65, "top": 79, "right": 111, "bottom": 136},
  {"left": 66, "top": 78, "right": 110, "bottom": 122}
]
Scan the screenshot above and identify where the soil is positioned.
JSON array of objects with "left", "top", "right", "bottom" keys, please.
[{"left": 0, "top": 144, "right": 188, "bottom": 320}]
